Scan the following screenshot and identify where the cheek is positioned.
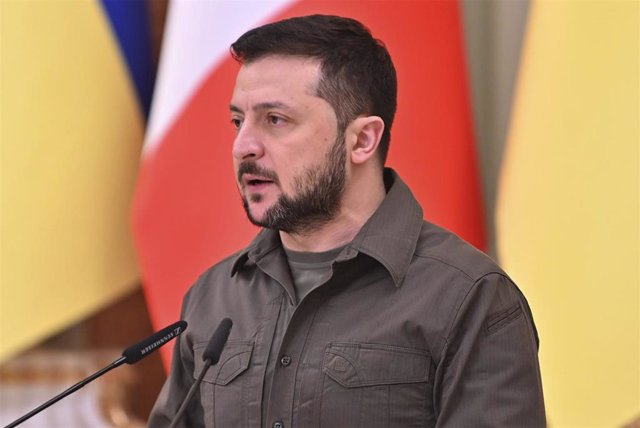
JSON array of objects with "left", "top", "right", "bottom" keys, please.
[
  {"left": 274, "top": 165, "right": 297, "bottom": 192},
  {"left": 278, "top": 158, "right": 316, "bottom": 193},
  {"left": 269, "top": 125, "right": 336, "bottom": 187}
]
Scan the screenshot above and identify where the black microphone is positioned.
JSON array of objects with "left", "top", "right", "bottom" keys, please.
[
  {"left": 169, "top": 318, "right": 232, "bottom": 428},
  {"left": 4, "top": 320, "right": 187, "bottom": 428},
  {"left": 122, "top": 320, "right": 187, "bottom": 363}
]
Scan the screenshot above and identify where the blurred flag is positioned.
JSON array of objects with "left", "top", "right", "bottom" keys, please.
[
  {"left": 133, "top": 0, "right": 485, "bottom": 364},
  {"left": 497, "top": 1, "right": 639, "bottom": 425},
  {"left": 1, "top": 1, "right": 154, "bottom": 361}
]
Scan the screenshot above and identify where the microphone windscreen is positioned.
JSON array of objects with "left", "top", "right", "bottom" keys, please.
[
  {"left": 203, "top": 318, "right": 233, "bottom": 364},
  {"left": 122, "top": 320, "right": 187, "bottom": 364}
]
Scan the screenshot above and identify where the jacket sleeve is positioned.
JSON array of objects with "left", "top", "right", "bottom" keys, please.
[
  {"left": 148, "top": 292, "right": 204, "bottom": 427},
  {"left": 434, "top": 273, "right": 546, "bottom": 427}
]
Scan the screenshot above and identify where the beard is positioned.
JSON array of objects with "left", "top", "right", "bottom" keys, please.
[{"left": 238, "top": 134, "right": 347, "bottom": 235}]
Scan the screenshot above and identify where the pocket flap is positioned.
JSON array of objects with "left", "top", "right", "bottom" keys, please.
[
  {"left": 194, "top": 340, "right": 254, "bottom": 385},
  {"left": 322, "top": 342, "right": 430, "bottom": 388}
]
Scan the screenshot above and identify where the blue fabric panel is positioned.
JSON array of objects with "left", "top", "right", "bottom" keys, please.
[{"left": 100, "top": 0, "right": 156, "bottom": 118}]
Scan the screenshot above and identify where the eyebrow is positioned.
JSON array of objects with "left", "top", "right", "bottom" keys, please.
[{"left": 229, "top": 101, "right": 293, "bottom": 114}]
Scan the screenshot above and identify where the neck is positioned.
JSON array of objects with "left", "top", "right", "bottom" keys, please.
[{"left": 280, "top": 166, "right": 386, "bottom": 252}]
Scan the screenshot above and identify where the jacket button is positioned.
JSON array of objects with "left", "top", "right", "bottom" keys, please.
[
  {"left": 273, "top": 422, "right": 284, "bottom": 428},
  {"left": 280, "top": 355, "right": 291, "bottom": 367}
]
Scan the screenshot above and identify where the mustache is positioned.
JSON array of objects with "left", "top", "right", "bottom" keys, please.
[{"left": 237, "top": 162, "right": 280, "bottom": 185}]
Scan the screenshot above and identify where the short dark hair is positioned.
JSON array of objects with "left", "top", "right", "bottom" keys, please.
[{"left": 231, "top": 14, "right": 397, "bottom": 164}]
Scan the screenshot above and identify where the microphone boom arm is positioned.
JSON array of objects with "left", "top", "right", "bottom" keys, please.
[
  {"left": 4, "top": 357, "right": 126, "bottom": 428},
  {"left": 4, "top": 320, "right": 187, "bottom": 428}
]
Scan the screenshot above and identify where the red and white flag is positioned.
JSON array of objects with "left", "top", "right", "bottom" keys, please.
[{"left": 133, "top": 0, "right": 485, "bottom": 365}]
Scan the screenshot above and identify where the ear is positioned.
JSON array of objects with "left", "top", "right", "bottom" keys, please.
[{"left": 347, "top": 116, "right": 385, "bottom": 165}]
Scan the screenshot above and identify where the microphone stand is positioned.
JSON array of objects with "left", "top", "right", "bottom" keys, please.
[
  {"left": 168, "top": 318, "right": 232, "bottom": 427},
  {"left": 4, "top": 318, "right": 187, "bottom": 428},
  {"left": 168, "top": 359, "right": 212, "bottom": 428},
  {"left": 4, "top": 357, "right": 126, "bottom": 428}
]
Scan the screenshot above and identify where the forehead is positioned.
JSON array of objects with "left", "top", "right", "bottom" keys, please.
[{"left": 232, "top": 55, "right": 322, "bottom": 102}]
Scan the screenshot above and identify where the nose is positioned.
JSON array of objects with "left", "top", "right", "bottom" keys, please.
[{"left": 232, "top": 121, "right": 265, "bottom": 161}]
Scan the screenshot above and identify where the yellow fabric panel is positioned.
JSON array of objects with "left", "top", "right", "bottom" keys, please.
[
  {"left": 1, "top": 0, "right": 142, "bottom": 361},
  {"left": 497, "top": 1, "right": 639, "bottom": 426}
]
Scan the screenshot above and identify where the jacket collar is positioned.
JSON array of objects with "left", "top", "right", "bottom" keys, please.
[{"left": 231, "top": 168, "right": 424, "bottom": 287}]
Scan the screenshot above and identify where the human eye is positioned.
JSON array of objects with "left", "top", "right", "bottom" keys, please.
[
  {"left": 267, "top": 114, "right": 287, "bottom": 126},
  {"left": 230, "top": 116, "right": 243, "bottom": 130}
]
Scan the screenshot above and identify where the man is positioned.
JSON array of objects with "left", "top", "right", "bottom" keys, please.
[{"left": 150, "top": 15, "right": 545, "bottom": 427}]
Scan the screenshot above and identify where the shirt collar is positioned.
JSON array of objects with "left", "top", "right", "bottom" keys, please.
[
  {"left": 338, "top": 168, "right": 423, "bottom": 287},
  {"left": 231, "top": 168, "right": 424, "bottom": 287},
  {"left": 230, "top": 228, "right": 280, "bottom": 276}
]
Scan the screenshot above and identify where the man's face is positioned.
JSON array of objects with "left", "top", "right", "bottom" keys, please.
[{"left": 230, "top": 55, "right": 346, "bottom": 234}]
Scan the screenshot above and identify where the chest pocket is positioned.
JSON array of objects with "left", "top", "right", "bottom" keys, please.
[
  {"left": 319, "top": 342, "right": 432, "bottom": 427},
  {"left": 194, "top": 340, "right": 254, "bottom": 428}
]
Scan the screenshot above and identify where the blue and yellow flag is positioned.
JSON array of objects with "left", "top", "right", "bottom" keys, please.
[{"left": 1, "top": 0, "right": 154, "bottom": 362}]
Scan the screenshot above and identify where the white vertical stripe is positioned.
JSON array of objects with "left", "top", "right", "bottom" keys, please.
[{"left": 144, "top": 0, "right": 296, "bottom": 154}]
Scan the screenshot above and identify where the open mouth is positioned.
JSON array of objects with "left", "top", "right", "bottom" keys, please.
[
  {"left": 243, "top": 175, "right": 276, "bottom": 189},
  {"left": 247, "top": 178, "right": 273, "bottom": 185}
]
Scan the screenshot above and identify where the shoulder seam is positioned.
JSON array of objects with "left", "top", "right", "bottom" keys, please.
[{"left": 413, "top": 253, "right": 474, "bottom": 281}]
